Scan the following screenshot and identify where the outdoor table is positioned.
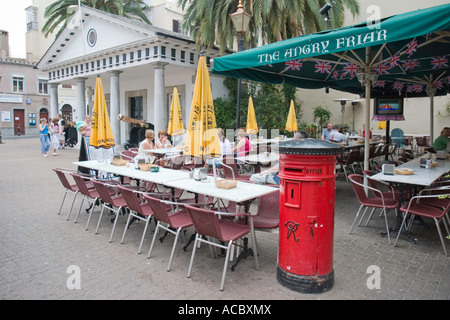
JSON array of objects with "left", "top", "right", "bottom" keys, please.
[
  {"left": 235, "top": 152, "right": 279, "bottom": 173},
  {"left": 145, "top": 147, "right": 183, "bottom": 155},
  {"left": 370, "top": 157, "right": 450, "bottom": 242},
  {"left": 73, "top": 160, "right": 190, "bottom": 185},
  {"left": 164, "top": 176, "right": 278, "bottom": 270}
]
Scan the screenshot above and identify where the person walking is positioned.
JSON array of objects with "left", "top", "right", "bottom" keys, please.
[
  {"left": 39, "top": 118, "right": 51, "bottom": 157},
  {"left": 50, "top": 118, "right": 60, "bottom": 156}
]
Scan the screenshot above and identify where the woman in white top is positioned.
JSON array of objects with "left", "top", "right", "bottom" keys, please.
[
  {"left": 206, "top": 128, "right": 231, "bottom": 169},
  {"left": 137, "top": 129, "right": 156, "bottom": 163}
]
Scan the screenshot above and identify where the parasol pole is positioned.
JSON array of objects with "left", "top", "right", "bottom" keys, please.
[{"left": 364, "top": 46, "right": 371, "bottom": 173}]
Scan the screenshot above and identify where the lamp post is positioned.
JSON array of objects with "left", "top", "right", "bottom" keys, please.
[{"left": 230, "top": 0, "right": 251, "bottom": 130}]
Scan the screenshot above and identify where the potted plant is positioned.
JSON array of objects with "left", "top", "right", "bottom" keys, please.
[{"left": 313, "top": 106, "right": 332, "bottom": 131}]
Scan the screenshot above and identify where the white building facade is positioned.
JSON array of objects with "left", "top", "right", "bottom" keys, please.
[{"left": 36, "top": 6, "right": 227, "bottom": 146}]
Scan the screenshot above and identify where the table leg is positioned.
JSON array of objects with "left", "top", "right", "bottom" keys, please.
[
  {"left": 230, "top": 198, "right": 259, "bottom": 271},
  {"left": 380, "top": 183, "right": 418, "bottom": 244}
]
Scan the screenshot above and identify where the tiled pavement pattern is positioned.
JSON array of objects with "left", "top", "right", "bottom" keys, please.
[{"left": 0, "top": 137, "right": 449, "bottom": 300}]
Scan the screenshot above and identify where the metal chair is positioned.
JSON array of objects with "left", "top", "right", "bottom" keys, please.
[
  {"left": 184, "top": 204, "right": 258, "bottom": 291},
  {"left": 143, "top": 195, "right": 193, "bottom": 271},
  {"left": 221, "top": 154, "right": 250, "bottom": 182},
  {"left": 348, "top": 174, "right": 399, "bottom": 244},
  {"left": 117, "top": 185, "right": 157, "bottom": 254},
  {"left": 91, "top": 179, "right": 128, "bottom": 242},
  {"left": 394, "top": 188, "right": 450, "bottom": 256},
  {"left": 53, "top": 168, "right": 94, "bottom": 220},
  {"left": 415, "top": 136, "right": 428, "bottom": 155},
  {"left": 71, "top": 173, "right": 104, "bottom": 231},
  {"left": 242, "top": 190, "right": 279, "bottom": 230},
  {"left": 337, "top": 149, "right": 360, "bottom": 182}
]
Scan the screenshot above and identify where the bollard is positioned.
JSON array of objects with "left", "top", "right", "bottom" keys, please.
[{"left": 276, "top": 139, "right": 343, "bottom": 294}]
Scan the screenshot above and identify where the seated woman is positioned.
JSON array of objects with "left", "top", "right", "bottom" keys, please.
[
  {"left": 205, "top": 128, "right": 232, "bottom": 171},
  {"left": 137, "top": 129, "right": 156, "bottom": 163},
  {"left": 233, "top": 128, "right": 251, "bottom": 156},
  {"left": 156, "top": 130, "right": 172, "bottom": 149}
]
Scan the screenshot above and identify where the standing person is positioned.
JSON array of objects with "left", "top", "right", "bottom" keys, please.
[
  {"left": 57, "top": 114, "right": 66, "bottom": 149},
  {"left": 77, "top": 116, "right": 92, "bottom": 174},
  {"left": 233, "top": 128, "right": 251, "bottom": 156},
  {"left": 360, "top": 122, "right": 372, "bottom": 139},
  {"left": 321, "top": 122, "right": 334, "bottom": 140},
  {"left": 50, "top": 118, "right": 60, "bottom": 156},
  {"left": 39, "top": 118, "right": 51, "bottom": 157},
  {"left": 79, "top": 115, "right": 91, "bottom": 138},
  {"left": 330, "top": 125, "right": 347, "bottom": 143}
]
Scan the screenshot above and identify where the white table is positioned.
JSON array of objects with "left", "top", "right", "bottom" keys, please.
[
  {"left": 164, "top": 177, "right": 278, "bottom": 271},
  {"left": 370, "top": 157, "right": 450, "bottom": 242},
  {"left": 370, "top": 158, "right": 450, "bottom": 187},
  {"left": 145, "top": 147, "right": 183, "bottom": 155},
  {"left": 73, "top": 160, "right": 189, "bottom": 185},
  {"left": 164, "top": 177, "right": 277, "bottom": 205}
]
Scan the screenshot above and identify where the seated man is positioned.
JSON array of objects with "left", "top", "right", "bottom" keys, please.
[
  {"left": 432, "top": 127, "right": 450, "bottom": 151},
  {"left": 321, "top": 122, "right": 333, "bottom": 141},
  {"left": 330, "top": 124, "right": 347, "bottom": 143},
  {"left": 249, "top": 163, "right": 280, "bottom": 185}
]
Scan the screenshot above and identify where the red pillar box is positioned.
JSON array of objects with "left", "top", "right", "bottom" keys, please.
[{"left": 277, "top": 139, "right": 343, "bottom": 294}]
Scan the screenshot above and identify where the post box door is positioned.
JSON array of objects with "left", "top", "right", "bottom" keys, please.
[{"left": 279, "top": 180, "right": 319, "bottom": 275}]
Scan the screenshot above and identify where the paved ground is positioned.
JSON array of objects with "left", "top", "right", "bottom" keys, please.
[{"left": 0, "top": 137, "right": 449, "bottom": 303}]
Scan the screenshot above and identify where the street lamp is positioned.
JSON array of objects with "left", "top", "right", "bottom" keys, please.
[{"left": 230, "top": 0, "right": 251, "bottom": 130}]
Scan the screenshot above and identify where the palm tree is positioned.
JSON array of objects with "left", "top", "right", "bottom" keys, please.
[
  {"left": 178, "top": 0, "right": 360, "bottom": 52},
  {"left": 42, "top": 0, "right": 151, "bottom": 37}
]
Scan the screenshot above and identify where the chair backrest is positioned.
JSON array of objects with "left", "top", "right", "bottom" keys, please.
[
  {"left": 91, "top": 179, "right": 115, "bottom": 205},
  {"left": 185, "top": 204, "right": 222, "bottom": 240},
  {"left": 254, "top": 190, "right": 279, "bottom": 228},
  {"left": 362, "top": 170, "right": 383, "bottom": 195},
  {"left": 121, "top": 150, "right": 137, "bottom": 161},
  {"left": 346, "top": 149, "right": 360, "bottom": 165},
  {"left": 71, "top": 173, "right": 95, "bottom": 197},
  {"left": 348, "top": 174, "right": 373, "bottom": 204},
  {"left": 142, "top": 195, "right": 172, "bottom": 225},
  {"left": 416, "top": 136, "right": 427, "bottom": 147},
  {"left": 117, "top": 185, "right": 144, "bottom": 214},
  {"left": 391, "top": 128, "right": 404, "bottom": 147},
  {"left": 53, "top": 168, "right": 75, "bottom": 191},
  {"left": 221, "top": 155, "right": 240, "bottom": 179}
]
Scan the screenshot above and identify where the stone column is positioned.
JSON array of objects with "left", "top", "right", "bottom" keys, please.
[
  {"left": 75, "top": 77, "right": 87, "bottom": 122},
  {"left": 152, "top": 62, "right": 168, "bottom": 136},
  {"left": 49, "top": 83, "right": 59, "bottom": 118},
  {"left": 86, "top": 86, "right": 94, "bottom": 115},
  {"left": 109, "top": 70, "right": 122, "bottom": 144}
]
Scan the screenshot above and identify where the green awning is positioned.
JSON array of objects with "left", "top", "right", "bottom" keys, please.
[{"left": 212, "top": 4, "right": 450, "bottom": 98}]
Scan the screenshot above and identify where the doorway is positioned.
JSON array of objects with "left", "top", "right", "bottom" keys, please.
[
  {"left": 130, "top": 97, "right": 143, "bottom": 120},
  {"left": 61, "top": 104, "right": 73, "bottom": 122},
  {"left": 14, "top": 109, "right": 25, "bottom": 136}
]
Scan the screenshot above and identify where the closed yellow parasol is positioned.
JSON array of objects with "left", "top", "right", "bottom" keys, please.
[
  {"left": 184, "top": 53, "right": 220, "bottom": 159},
  {"left": 90, "top": 76, "right": 115, "bottom": 149},
  {"left": 285, "top": 99, "right": 298, "bottom": 132},
  {"left": 167, "top": 87, "right": 185, "bottom": 136},
  {"left": 246, "top": 97, "right": 258, "bottom": 135}
]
